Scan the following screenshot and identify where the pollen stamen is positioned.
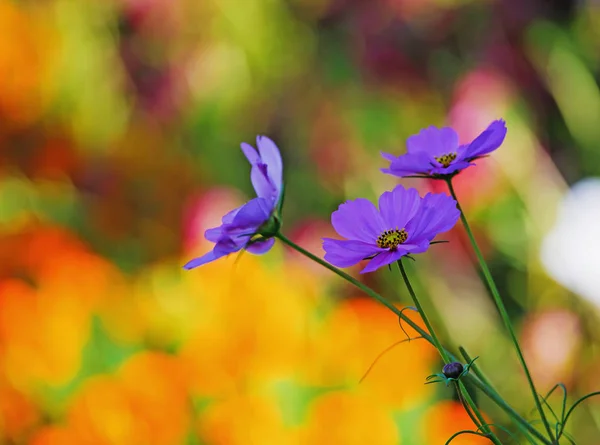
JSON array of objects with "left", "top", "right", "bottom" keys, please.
[
  {"left": 435, "top": 153, "right": 457, "bottom": 168},
  {"left": 377, "top": 228, "right": 408, "bottom": 250}
]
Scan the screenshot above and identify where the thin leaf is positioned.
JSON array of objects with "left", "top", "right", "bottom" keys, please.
[
  {"left": 397, "top": 306, "right": 418, "bottom": 341},
  {"left": 444, "top": 430, "right": 489, "bottom": 445},
  {"left": 561, "top": 391, "right": 600, "bottom": 436},
  {"left": 425, "top": 379, "right": 444, "bottom": 385},
  {"left": 479, "top": 423, "right": 522, "bottom": 444},
  {"left": 536, "top": 392, "right": 560, "bottom": 424},
  {"left": 358, "top": 336, "right": 424, "bottom": 384},
  {"left": 562, "top": 431, "right": 577, "bottom": 445}
]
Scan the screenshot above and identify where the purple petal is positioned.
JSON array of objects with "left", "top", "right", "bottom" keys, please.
[
  {"left": 462, "top": 119, "right": 507, "bottom": 159},
  {"left": 256, "top": 136, "right": 283, "bottom": 191},
  {"left": 401, "top": 241, "right": 431, "bottom": 255},
  {"left": 250, "top": 163, "right": 277, "bottom": 201},
  {"left": 204, "top": 203, "right": 247, "bottom": 243},
  {"left": 381, "top": 151, "right": 397, "bottom": 162},
  {"left": 246, "top": 237, "right": 276, "bottom": 254},
  {"left": 360, "top": 250, "right": 403, "bottom": 273},
  {"left": 183, "top": 250, "right": 223, "bottom": 269},
  {"left": 323, "top": 238, "right": 381, "bottom": 268},
  {"left": 428, "top": 159, "right": 474, "bottom": 176},
  {"left": 384, "top": 152, "right": 433, "bottom": 177},
  {"left": 214, "top": 236, "right": 246, "bottom": 255},
  {"left": 378, "top": 186, "right": 421, "bottom": 229},
  {"left": 222, "top": 205, "right": 243, "bottom": 225},
  {"left": 241, "top": 142, "right": 260, "bottom": 165},
  {"left": 205, "top": 226, "right": 223, "bottom": 242},
  {"left": 228, "top": 197, "right": 272, "bottom": 232},
  {"left": 331, "top": 198, "right": 386, "bottom": 243},
  {"left": 405, "top": 193, "right": 460, "bottom": 243},
  {"left": 407, "top": 126, "right": 459, "bottom": 157}
]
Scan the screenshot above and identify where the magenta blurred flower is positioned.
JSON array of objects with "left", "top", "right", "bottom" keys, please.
[
  {"left": 184, "top": 136, "right": 283, "bottom": 269},
  {"left": 381, "top": 120, "right": 507, "bottom": 178},
  {"left": 322, "top": 185, "right": 460, "bottom": 273}
]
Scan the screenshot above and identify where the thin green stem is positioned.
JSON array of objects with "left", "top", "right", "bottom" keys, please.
[
  {"left": 457, "top": 381, "right": 502, "bottom": 444},
  {"left": 456, "top": 383, "right": 483, "bottom": 429},
  {"left": 461, "top": 347, "right": 540, "bottom": 445},
  {"left": 446, "top": 179, "right": 555, "bottom": 443},
  {"left": 396, "top": 259, "right": 449, "bottom": 363},
  {"left": 396, "top": 260, "right": 500, "bottom": 443},
  {"left": 275, "top": 232, "right": 552, "bottom": 445}
]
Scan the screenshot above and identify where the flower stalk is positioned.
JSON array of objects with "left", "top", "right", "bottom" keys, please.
[
  {"left": 445, "top": 178, "right": 555, "bottom": 443},
  {"left": 275, "top": 232, "right": 552, "bottom": 445},
  {"left": 395, "top": 259, "right": 449, "bottom": 362},
  {"left": 396, "top": 259, "right": 502, "bottom": 445}
]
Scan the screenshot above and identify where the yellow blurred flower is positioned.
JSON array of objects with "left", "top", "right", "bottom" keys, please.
[
  {"left": 0, "top": 374, "right": 40, "bottom": 444},
  {"left": 28, "top": 426, "right": 81, "bottom": 445},
  {"left": 422, "top": 400, "right": 490, "bottom": 444},
  {"left": 67, "top": 352, "right": 191, "bottom": 445},
  {"left": 307, "top": 297, "right": 437, "bottom": 410},
  {"left": 301, "top": 390, "right": 400, "bottom": 445},
  {"left": 0, "top": 226, "right": 122, "bottom": 387},
  {"left": 0, "top": 1, "right": 56, "bottom": 127},
  {"left": 180, "top": 252, "right": 318, "bottom": 398},
  {"left": 198, "top": 393, "right": 298, "bottom": 445}
]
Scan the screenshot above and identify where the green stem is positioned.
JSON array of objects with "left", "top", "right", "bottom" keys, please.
[
  {"left": 396, "top": 259, "right": 449, "bottom": 362},
  {"left": 275, "top": 232, "right": 551, "bottom": 445},
  {"left": 445, "top": 179, "right": 555, "bottom": 443},
  {"left": 460, "top": 348, "right": 540, "bottom": 445},
  {"left": 457, "top": 382, "right": 505, "bottom": 445},
  {"left": 457, "top": 382, "right": 484, "bottom": 429},
  {"left": 397, "top": 259, "right": 501, "bottom": 444}
]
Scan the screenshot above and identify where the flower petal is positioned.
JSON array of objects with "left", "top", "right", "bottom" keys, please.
[
  {"left": 323, "top": 238, "right": 381, "bottom": 268},
  {"left": 203, "top": 203, "right": 248, "bottom": 243},
  {"left": 228, "top": 197, "right": 272, "bottom": 232},
  {"left": 204, "top": 226, "right": 223, "bottom": 242},
  {"left": 428, "top": 159, "right": 474, "bottom": 176},
  {"left": 183, "top": 250, "right": 223, "bottom": 269},
  {"left": 462, "top": 119, "right": 507, "bottom": 159},
  {"left": 240, "top": 142, "right": 260, "bottom": 165},
  {"left": 360, "top": 250, "right": 403, "bottom": 273},
  {"left": 381, "top": 151, "right": 397, "bottom": 162},
  {"left": 405, "top": 193, "right": 459, "bottom": 243},
  {"left": 256, "top": 135, "right": 283, "bottom": 191},
  {"left": 214, "top": 235, "right": 247, "bottom": 254},
  {"left": 331, "top": 198, "right": 386, "bottom": 242},
  {"left": 402, "top": 241, "right": 431, "bottom": 255},
  {"left": 250, "top": 163, "right": 277, "bottom": 201},
  {"left": 384, "top": 152, "right": 434, "bottom": 177},
  {"left": 222, "top": 205, "right": 244, "bottom": 225},
  {"left": 378, "top": 186, "right": 421, "bottom": 229},
  {"left": 407, "top": 126, "right": 459, "bottom": 157},
  {"left": 246, "top": 237, "right": 276, "bottom": 254}
]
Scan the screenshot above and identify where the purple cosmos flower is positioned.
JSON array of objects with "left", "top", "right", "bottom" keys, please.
[
  {"left": 381, "top": 119, "right": 507, "bottom": 178},
  {"left": 184, "top": 136, "right": 283, "bottom": 269},
  {"left": 322, "top": 185, "right": 460, "bottom": 273}
]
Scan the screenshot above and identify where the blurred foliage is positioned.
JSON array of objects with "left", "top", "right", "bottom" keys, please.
[{"left": 1, "top": 0, "right": 600, "bottom": 443}]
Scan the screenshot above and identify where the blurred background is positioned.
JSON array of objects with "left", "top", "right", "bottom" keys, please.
[{"left": 1, "top": 0, "right": 600, "bottom": 443}]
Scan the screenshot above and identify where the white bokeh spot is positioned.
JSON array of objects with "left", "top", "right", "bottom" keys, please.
[{"left": 541, "top": 178, "right": 600, "bottom": 306}]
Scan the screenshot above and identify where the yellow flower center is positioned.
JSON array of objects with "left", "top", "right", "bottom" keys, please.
[
  {"left": 435, "top": 153, "right": 457, "bottom": 168},
  {"left": 377, "top": 228, "right": 408, "bottom": 250}
]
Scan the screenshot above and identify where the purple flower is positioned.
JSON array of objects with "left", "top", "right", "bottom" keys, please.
[
  {"left": 184, "top": 136, "right": 283, "bottom": 269},
  {"left": 381, "top": 120, "right": 507, "bottom": 178},
  {"left": 322, "top": 185, "right": 460, "bottom": 273}
]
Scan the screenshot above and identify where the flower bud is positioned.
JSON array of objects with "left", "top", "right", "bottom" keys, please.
[{"left": 442, "top": 362, "right": 464, "bottom": 379}]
